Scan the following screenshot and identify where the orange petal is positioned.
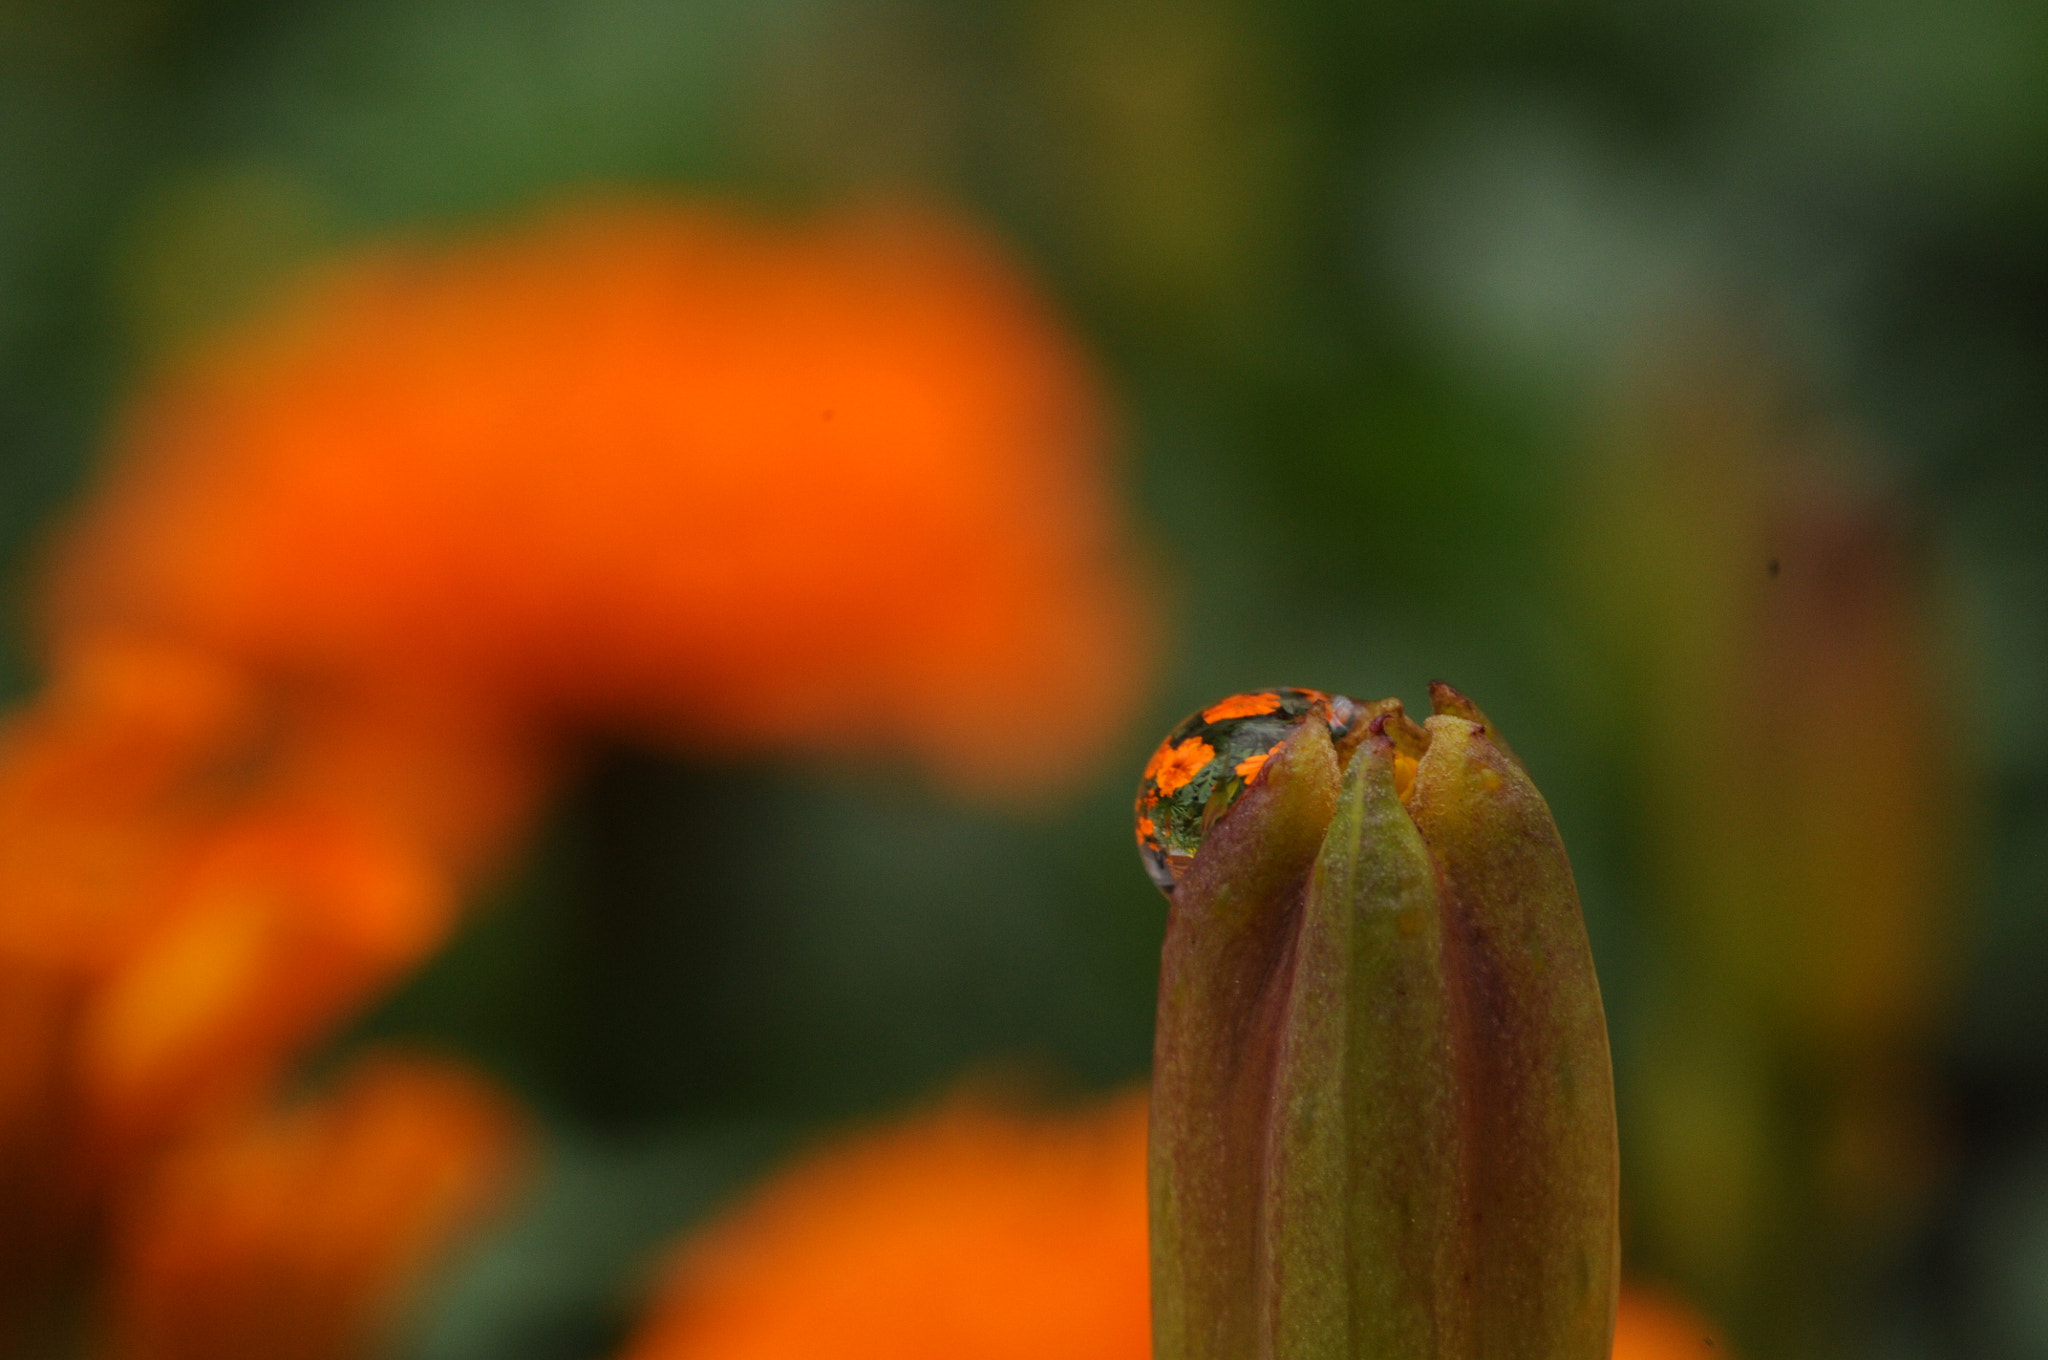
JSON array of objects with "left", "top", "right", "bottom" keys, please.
[
  {"left": 105, "top": 1053, "right": 524, "bottom": 1360},
  {"left": 624, "top": 1092, "right": 1150, "bottom": 1360}
]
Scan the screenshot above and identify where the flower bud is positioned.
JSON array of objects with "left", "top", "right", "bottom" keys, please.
[{"left": 1142, "top": 684, "right": 1616, "bottom": 1360}]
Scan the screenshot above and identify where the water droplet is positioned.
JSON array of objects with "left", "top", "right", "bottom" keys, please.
[{"left": 1135, "top": 687, "right": 1353, "bottom": 893}]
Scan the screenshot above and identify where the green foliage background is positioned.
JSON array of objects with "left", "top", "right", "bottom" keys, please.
[{"left": 6, "top": 2, "right": 2048, "bottom": 1356}]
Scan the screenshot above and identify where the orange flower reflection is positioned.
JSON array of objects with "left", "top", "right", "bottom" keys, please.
[{"left": 105, "top": 1053, "right": 524, "bottom": 1360}]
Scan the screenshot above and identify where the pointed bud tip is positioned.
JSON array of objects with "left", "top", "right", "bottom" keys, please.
[{"left": 1425, "top": 680, "right": 1528, "bottom": 774}]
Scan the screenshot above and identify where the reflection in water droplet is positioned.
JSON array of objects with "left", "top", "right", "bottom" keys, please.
[{"left": 1133, "top": 688, "right": 1354, "bottom": 894}]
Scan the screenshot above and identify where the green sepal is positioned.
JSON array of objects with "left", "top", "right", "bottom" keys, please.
[
  {"left": 1151, "top": 718, "right": 1340, "bottom": 1360},
  {"left": 1408, "top": 699, "right": 1618, "bottom": 1360},
  {"left": 1264, "top": 724, "right": 1465, "bottom": 1359}
]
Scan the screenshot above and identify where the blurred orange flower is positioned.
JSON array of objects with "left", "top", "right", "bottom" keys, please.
[
  {"left": 0, "top": 197, "right": 1154, "bottom": 1354},
  {"left": 623, "top": 1092, "right": 1152, "bottom": 1360},
  {"left": 51, "top": 200, "right": 1153, "bottom": 794},
  {"left": 1611, "top": 1286, "right": 1732, "bottom": 1359},
  {"left": 104, "top": 1053, "right": 524, "bottom": 1360}
]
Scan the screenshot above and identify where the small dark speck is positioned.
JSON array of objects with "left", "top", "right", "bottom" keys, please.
[
  {"left": 823, "top": 410, "right": 835, "bottom": 420},
  {"left": 1765, "top": 557, "right": 1780, "bottom": 578}
]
